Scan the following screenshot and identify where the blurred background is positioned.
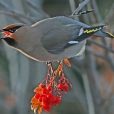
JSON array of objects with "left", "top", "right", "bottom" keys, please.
[{"left": 0, "top": 0, "right": 114, "bottom": 114}]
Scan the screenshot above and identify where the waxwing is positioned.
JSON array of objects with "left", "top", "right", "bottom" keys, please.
[{"left": 0, "top": 16, "right": 114, "bottom": 62}]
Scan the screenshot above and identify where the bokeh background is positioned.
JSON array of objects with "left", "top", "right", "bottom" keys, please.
[{"left": 0, "top": 0, "right": 114, "bottom": 114}]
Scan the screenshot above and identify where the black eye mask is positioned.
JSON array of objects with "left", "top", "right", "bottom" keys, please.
[
  {"left": 2, "top": 37, "right": 16, "bottom": 46},
  {"left": 3, "top": 25, "right": 23, "bottom": 33}
]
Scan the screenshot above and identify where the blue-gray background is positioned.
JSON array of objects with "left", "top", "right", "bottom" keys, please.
[{"left": 0, "top": 0, "right": 114, "bottom": 114}]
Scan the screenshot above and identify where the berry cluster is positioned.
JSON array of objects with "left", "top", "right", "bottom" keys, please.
[{"left": 31, "top": 62, "right": 71, "bottom": 114}]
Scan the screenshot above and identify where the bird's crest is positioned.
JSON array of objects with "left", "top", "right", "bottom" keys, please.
[{"left": 3, "top": 23, "right": 24, "bottom": 33}]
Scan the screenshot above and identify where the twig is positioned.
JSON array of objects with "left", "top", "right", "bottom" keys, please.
[
  {"left": 71, "top": 0, "right": 89, "bottom": 16},
  {"left": 0, "top": 1, "right": 34, "bottom": 23},
  {"left": 82, "top": 73, "right": 95, "bottom": 114},
  {"left": 0, "top": 1, "right": 12, "bottom": 10},
  {"left": 0, "top": 10, "right": 33, "bottom": 24},
  {"left": 69, "top": 1, "right": 96, "bottom": 114},
  {"left": 91, "top": 0, "right": 103, "bottom": 23},
  {"left": 88, "top": 39, "right": 114, "bottom": 70},
  {"left": 26, "top": 0, "right": 41, "bottom": 11},
  {"left": 88, "top": 39, "right": 114, "bottom": 54},
  {"left": 105, "top": 2, "right": 114, "bottom": 24},
  {"left": 84, "top": 52, "right": 103, "bottom": 114},
  {"left": 86, "top": 51, "right": 100, "bottom": 86},
  {"left": 26, "top": 0, "right": 49, "bottom": 18},
  {"left": 86, "top": 46, "right": 106, "bottom": 59},
  {"left": 101, "top": 38, "right": 114, "bottom": 70},
  {"left": 69, "top": 0, "right": 76, "bottom": 14}
]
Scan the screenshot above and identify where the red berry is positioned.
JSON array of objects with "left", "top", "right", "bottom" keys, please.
[
  {"left": 43, "top": 104, "right": 51, "bottom": 112},
  {"left": 57, "top": 83, "right": 69, "bottom": 92},
  {"left": 42, "top": 88, "right": 48, "bottom": 94},
  {"left": 39, "top": 83, "right": 45, "bottom": 88},
  {"left": 35, "top": 93, "right": 40, "bottom": 99},
  {"left": 47, "top": 85, "right": 52, "bottom": 92}
]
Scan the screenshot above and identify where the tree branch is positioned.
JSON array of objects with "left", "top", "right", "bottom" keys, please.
[
  {"left": 0, "top": 10, "right": 32, "bottom": 24},
  {"left": 88, "top": 39, "right": 114, "bottom": 54},
  {"left": 71, "top": 0, "right": 89, "bottom": 16}
]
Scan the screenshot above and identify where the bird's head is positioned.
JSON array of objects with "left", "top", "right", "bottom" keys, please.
[{"left": 0, "top": 23, "right": 23, "bottom": 46}]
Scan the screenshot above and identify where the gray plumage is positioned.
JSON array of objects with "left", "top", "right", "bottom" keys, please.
[{"left": 1, "top": 16, "right": 111, "bottom": 62}]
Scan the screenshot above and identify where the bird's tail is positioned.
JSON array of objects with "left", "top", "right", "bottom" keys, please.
[
  {"left": 66, "top": 25, "right": 114, "bottom": 49},
  {"left": 74, "top": 25, "right": 114, "bottom": 43},
  {"left": 74, "top": 25, "right": 106, "bottom": 43},
  {"left": 95, "top": 30, "right": 114, "bottom": 39}
]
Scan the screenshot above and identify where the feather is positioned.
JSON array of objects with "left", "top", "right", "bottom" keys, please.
[{"left": 41, "top": 23, "right": 81, "bottom": 54}]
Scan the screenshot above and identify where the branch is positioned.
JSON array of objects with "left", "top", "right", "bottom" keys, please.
[
  {"left": 0, "top": 1, "right": 34, "bottom": 24},
  {"left": 86, "top": 46, "right": 106, "bottom": 59},
  {"left": 88, "top": 39, "right": 114, "bottom": 54},
  {"left": 26, "top": 0, "right": 42, "bottom": 11},
  {"left": 91, "top": 0, "right": 103, "bottom": 22},
  {"left": 69, "top": 0, "right": 76, "bottom": 13},
  {"left": 82, "top": 73, "right": 95, "bottom": 114},
  {"left": 71, "top": 0, "right": 89, "bottom": 16},
  {"left": 26, "top": 0, "right": 49, "bottom": 18},
  {"left": 0, "top": 10, "right": 33, "bottom": 24},
  {"left": 105, "top": 3, "right": 114, "bottom": 23}
]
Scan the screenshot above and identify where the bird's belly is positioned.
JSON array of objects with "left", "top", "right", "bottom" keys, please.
[
  {"left": 23, "top": 41, "right": 86, "bottom": 62},
  {"left": 13, "top": 40, "right": 86, "bottom": 62}
]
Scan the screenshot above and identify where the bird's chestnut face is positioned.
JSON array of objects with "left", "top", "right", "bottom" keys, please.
[
  {"left": 0, "top": 24, "right": 23, "bottom": 38},
  {"left": 0, "top": 31, "right": 16, "bottom": 46},
  {"left": 2, "top": 31, "right": 13, "bottom": 38},
  {"left": 2, "top": 24, "right": 23, "bottom": 33},
  {"left": 0, "top": 24, "right": 23, "bottom": 46}
]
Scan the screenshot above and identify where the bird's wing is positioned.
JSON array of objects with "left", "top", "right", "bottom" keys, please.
[
  {"left": 41, "top": 24, "right": 82, "bottom": 54},
  {"left": 41, "top": 25, "right": 106, "bottom": 54},
  {"left": 33, "top": 16, "right": 104, "bottom": 54}
]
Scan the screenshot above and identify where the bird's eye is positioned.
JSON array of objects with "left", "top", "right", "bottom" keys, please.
[{"left": 8, "top": 29, "right": 15, "bottom": 33}]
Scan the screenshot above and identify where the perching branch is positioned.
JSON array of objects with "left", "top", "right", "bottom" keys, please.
[{"left": 71, "top": 0, "right": 90, "bottom": 16}]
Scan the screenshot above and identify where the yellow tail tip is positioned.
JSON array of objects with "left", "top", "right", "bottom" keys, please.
[{"left": 106, "top": 31, "right": 114, "bottom": 38}]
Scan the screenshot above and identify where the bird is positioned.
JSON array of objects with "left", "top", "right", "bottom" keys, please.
[{"left": 0, "top": 16, "right": 114, "bottom": 62}]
